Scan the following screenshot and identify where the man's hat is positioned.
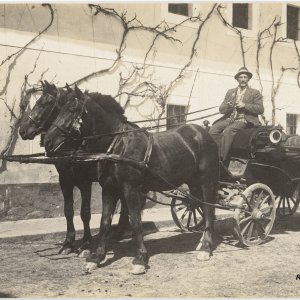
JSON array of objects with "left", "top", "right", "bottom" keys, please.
[{"left": 234, "top": 66, "right": 253, "bottom": 80}]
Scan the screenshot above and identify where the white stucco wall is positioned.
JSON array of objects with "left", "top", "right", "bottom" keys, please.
[{"left": 1, "top": 3, "right": 300, "bottom": 184}]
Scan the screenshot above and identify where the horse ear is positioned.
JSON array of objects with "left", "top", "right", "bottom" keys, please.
[
  {"left": 74, "top": 84, "right": 83, "bottom": 96},
  {"left": 44, "top": 80, "right": 51, "bottom": 89},
  {"left": 66, "top": 83, "right": 72, "bottom": 92}
]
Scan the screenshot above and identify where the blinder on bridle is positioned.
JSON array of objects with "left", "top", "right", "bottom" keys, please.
[
  {"left": 28, "top": 93, "right": 58, "bottom": 133},
  {"left": 51, "top": 95, "right": 86, "bottom": 141}
]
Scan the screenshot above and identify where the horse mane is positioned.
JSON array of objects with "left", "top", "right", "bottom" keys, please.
[{"left": 87, "top": 92, "right": 127, "bottom": 121}]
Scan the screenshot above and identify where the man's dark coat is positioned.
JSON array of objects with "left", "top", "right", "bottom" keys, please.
[{"left": 214, "top": 87, "right": 264, "bottom": 126}]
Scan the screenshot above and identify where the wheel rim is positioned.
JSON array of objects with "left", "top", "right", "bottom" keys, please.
[
  {"left": 275, "top": 182, "right": 300, "bottom": 217},
  {"left": 234, "top": 183, "right": 276, "bottom": 246},
  {"left": 171, "top": 197, "right": 204, "bottom": 232}
]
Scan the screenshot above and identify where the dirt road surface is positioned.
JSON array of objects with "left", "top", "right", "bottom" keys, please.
[{"left": 1, "top": 214, "right": 300, "bottom": 298}]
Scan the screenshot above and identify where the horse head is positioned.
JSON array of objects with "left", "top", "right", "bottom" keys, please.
[
  {"left": 19, "top": 81, "right": 71, "bottom": 140},
  {"left": 44, "top": 85, "right": 128, "bottom": 154},
  {"left": 44, "top": 84, "right": 88, "bottom": 154}
]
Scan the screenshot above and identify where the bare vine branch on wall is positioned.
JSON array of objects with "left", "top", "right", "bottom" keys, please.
[
  {"left": 216, "top": 5, "right": 246, "bottom": 67},
  {"left": 0, "top": 4, "right": 54, "bottom": 68},
  {"left": 0, "top": 4, "right": 55, "bottom": 172},
  {"left": 256, "top": 16, "right": 279, "bottom": 93}
]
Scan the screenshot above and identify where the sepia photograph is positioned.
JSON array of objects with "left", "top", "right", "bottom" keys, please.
[{"left": 0, "top": 1, "right": 300, "bottom": 297}]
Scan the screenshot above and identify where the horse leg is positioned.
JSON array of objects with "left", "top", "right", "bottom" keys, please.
[
  {"left": 196, "top": 181, "right": 216, "bottom": 261},
  {"left": 58, "top": 178, "right": 75, "bottom": 255},
  {"left": 77, "top": 182, "right": 92, "bottom": 258},
  {"left": 123, "top": 184, "right": 148, "bottom": 275},
  {"left": 109, "top": 196, "right": 130, "bottom": 240},
  {"left": 83, "top": 185, "right": 119, "bottom": 272}
]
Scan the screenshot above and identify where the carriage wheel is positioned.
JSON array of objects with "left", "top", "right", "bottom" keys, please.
[
  {"left": 171, "top": 197, "right": 205, "bottom": 232},
  {"left": 275, "top": 182, "right": 300, "bottom": 217},
  {"left": 233, "top": 183, "right": 276, "bottom": 247}
]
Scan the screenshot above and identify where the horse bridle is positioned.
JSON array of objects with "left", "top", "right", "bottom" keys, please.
[
  {"left": 51, "top": 96, "right": 86, "bottom": 139},
  {"left": 28, "top": 93, "right": 59, "bottom": 133}
]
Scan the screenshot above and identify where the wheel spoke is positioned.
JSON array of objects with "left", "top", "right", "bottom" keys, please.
[
  {"left": 277, "top": 196, "right": 283, "bottom": 209},
  {"left": 239, "top": 216, "right": 252, "bottom": 225},
  {"left": 290, "top": 197, "right": 296, "bottom": 206},
  {"left": 248, "top": 192, "right": 255, "bottom": 209},
  {"left": 196, "top": 207, "right": 204, "bottom": 217},
  {"left": 254, "top": 220, "right": 266, "bottom": 236},
  {"left": 193, "top": 210, "right": 198, "bottom": 226},
  {"left": 287, "top": 197, "right": 292, "bottom": 214},
  {"left": 246, "top": 222, "right": 254, "bottom": 240},
  {"left": 176, "top": 205, "right": 186, "bottom": 213},
  {"left": 242, "top": 210, "right": 252, "bottom": 216},
  {"left": 180, "top": 208, "right": 189, "bottom": 221},
  {"left": 256, "top": 190, "right": 264, "bottom": 207},
  {"left": 241, "top": 219, "right": 253, "bottom": 236},
  {"left": 258, "top": 195, "right": 270, "bottom": 209},
  {"left": 283, "top": 197, "right": 286, "bottom": 214},
  {"left": 187, "top": 211, "right": 192, "bottom": 229},
  {"left": 253, "top": 222, "right": 259, "bottom": 240},
  {"left": 258, "top": 190, "right": 264, "bottom": 199}
]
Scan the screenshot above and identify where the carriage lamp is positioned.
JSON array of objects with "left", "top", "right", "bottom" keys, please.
[{"left": 269, "top": 129, "right": 282, "bottom": 145}]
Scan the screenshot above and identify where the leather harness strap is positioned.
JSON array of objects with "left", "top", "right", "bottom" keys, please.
[{"left": 106, "top": 123, "right": 153, "bottom": 167}]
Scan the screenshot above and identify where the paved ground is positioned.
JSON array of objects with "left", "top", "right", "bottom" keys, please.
[
  {"left": 1, "top": 208, "right": 300, "bottom": 298},
  {"left": 1, "top": 213, "right": 300, "bottom": 298}
]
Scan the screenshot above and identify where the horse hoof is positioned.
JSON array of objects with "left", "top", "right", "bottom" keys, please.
[
  {"left": 83, "top": 262, "right": 98, "bottom": 272},
  {"left": 197, "top": 251, "right": 211, "bottom": 261},
  {"left": 129, "top": 265, "right": 146, "bottom": 275},
  {"left": 59, "top": 247, "right": 72, "bottom": 255},
  {"left": 78, "top": 249, "right": 91, "bottom": 258}
]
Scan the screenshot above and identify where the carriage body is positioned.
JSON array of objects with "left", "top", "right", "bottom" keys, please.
[
  {"left": 171, "top": 124, "right": 300, "bottom": 246},
  {"left": 223, "top": 125, "right": 300, "bottom": 215}
]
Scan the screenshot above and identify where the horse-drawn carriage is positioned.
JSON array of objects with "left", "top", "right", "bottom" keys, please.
[
  {"left": 171, "top": 125, "right": 300, "bottom": 246},
  {"left": 5, "top": 82, "right": 300, "bottom": 273}
]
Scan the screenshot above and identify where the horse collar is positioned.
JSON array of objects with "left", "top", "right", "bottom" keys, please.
[
  {"left": 106, "top": 124, "right": 153, "bottom": 168},
  {"left": 106, "top": 124, "right": 125, "bottom": 155}
]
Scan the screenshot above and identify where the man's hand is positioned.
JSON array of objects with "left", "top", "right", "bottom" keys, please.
[
  {"left": 227, "top": 100, "right": 235, "bottom": 107},
  {"left": 236, "top": 102, "right": 245, "bottom": 109}
]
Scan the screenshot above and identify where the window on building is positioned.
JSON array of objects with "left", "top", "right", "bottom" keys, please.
[
  {"left": 232, "top": 3, "right": 252, "bottom": 30},
  {"left": 286, "top": 113, "right": 298, "bottom": 134},
  {"left": 287, "top": 5, "right": 300, "bottom": 40},
  {"left": 166, "top": 105, "right": 187, "bottom": 129},
  {"left": 168, "top": 4, "right": 189, "bottom": 17}
]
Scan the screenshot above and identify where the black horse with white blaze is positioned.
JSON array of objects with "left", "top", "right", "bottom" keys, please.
[{"left": 44, "top": 86, "right": 219, "bottom": 275}]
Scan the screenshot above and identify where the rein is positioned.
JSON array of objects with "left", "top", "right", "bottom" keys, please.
[
  {"left": 72, "top": 111, "right": 220, "bottom": 142},
  {"left": 132, "top": 106, "right": 218, "bottom": 123}
]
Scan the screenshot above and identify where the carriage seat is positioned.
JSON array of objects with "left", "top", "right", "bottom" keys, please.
[{"left": 229, "top": 125, "right": 284, "bottom": 160}]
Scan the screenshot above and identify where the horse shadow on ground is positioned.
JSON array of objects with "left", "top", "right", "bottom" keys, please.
[
  {"left": 79, "top": 211, "right": 300, "bottom": 268},
  {"left": 80, "top": 218, "right": 253, "bottom": 268},
  {"left": 35, "top": 218, "right": 253, "bottom": 266},
  {"left": 37, "top": 211, "right": 298, "bottom": 267},
  {"left": 0, "top": 291, "right": 16, "bottom": 298}
]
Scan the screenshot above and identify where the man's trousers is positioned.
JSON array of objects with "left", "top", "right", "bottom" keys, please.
[{"left": 209, "top": 119, "right": 247, "bottom": 161}]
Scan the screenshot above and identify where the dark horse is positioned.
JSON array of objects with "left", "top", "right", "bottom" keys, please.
[
  {"left": 44, "top": 86, "right": 219, "bottom": 274},
  {"left": 19, "top": 81, "right": 130, "bottom": 256}
]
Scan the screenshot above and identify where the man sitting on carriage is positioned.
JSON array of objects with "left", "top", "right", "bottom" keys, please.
[{"left": 209, "top": 66, "right": 264, "bottom": 164}]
